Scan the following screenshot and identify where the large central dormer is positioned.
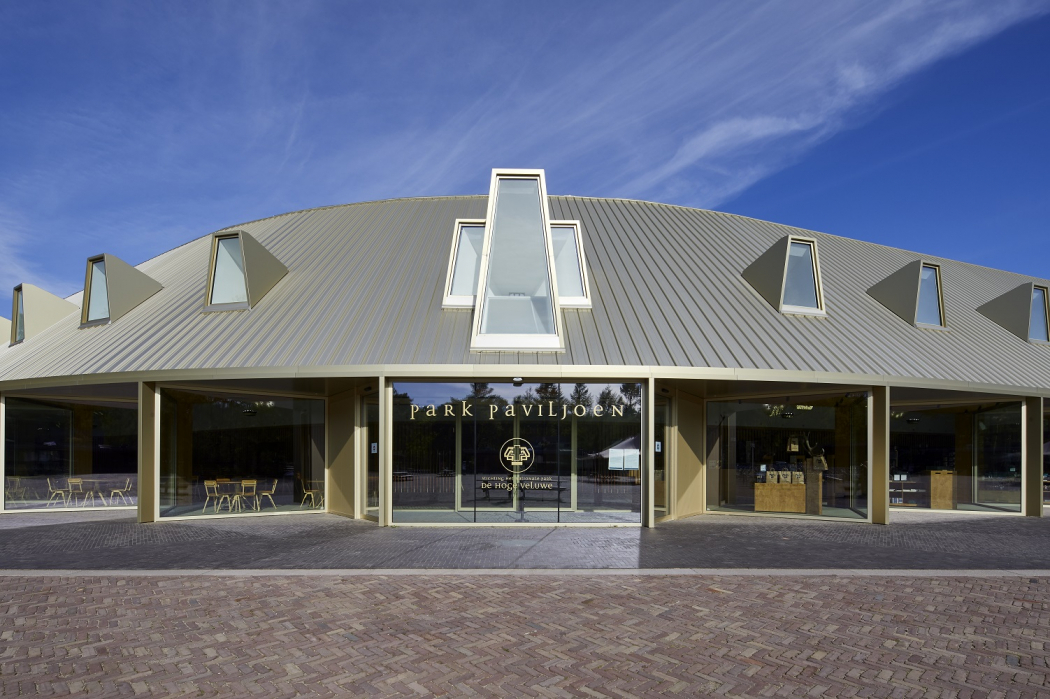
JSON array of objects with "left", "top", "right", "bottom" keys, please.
[{"left": 442, "top": 169, "right": 591, "bottom": 352}]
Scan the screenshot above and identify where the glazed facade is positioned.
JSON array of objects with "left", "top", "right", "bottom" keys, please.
[{"left": 1, "top": 170, "right": 1048, "bottom": 525}]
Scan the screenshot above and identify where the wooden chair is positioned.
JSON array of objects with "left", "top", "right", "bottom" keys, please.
[
  {"left": 5, "top": 477, "right": 27, "bottom": 504},
  {"left": 300, "top": 479, "right": 324, "bottom": 509},
  {"left": 66, "top": 476, "right": 84, "bottom": 503},
  {"left": 232, "top": 480, "right": 258, "bottom": 512},
  {"left": 257, "top": 479, "right": 278, "bottom": 510},
  {"left": 78, "top": 479, "right": 106, "bottom": 507},
  {"left": 110, "top": 478, "right": 133, "bottom": 506},
  {"left": 46, "top": 478, "right": 70, "bottom": 507},
  {"left": 202, "top": 480, "right": 231, "bottom": 513}
]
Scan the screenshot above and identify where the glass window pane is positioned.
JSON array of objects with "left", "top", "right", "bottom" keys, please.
[
  {"left": 479, "top": 178, "right": 556, "bottom": 336},
  {"left": 889, "top": 402, "right": 1021, "bottom": 513},
  {"left": 14, "top": 290, "right": 24, "bottom": 342},
  {"left": 86, "top": 260, "right": 110, "bottom": 322},
  {"left": 1030, "top": 287, "right": 1049, "bottom": 342},
  {"left": 4, "top": 396, "right": 137, "bottom": 511},
  {"left": 552, "top": 226, "right": 585, "bottom": 298},
  {"left": 210, "top": 237, "right": 248, "bottom": 305},
  {"left": 917, "top": 265, "right": 942, "bottom": 325},
  {"left": 159, "top": 388, "right": 325, "bottom": 517},
  {"left": 782, "top": 242, "right": 819, "bottom": 309},
  {"left": 706, "top": 394, "right": 868, "bottom": 520},
  {"left": 391, "top": 381, "right": 642, "bottom": 524},
  {"left": 449, "top": 225, "right": 485, "bottom": 297}
]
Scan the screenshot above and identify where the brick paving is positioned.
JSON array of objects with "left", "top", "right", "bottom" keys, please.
[
  {"left": 1, "top": 509, "right": 1050, "bottom": 570},
  {"left": 3, "top": 511, "right": 1050, "bottom": 696},
  {"left": 2, "top": 573, "right": 1049, "bottom": 697}
]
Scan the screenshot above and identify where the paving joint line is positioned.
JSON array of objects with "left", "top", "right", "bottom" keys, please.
[{"left": 1, "top": 568, "right": 1049, "bottom": 577}]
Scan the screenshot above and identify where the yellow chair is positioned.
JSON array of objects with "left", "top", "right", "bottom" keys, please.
[
  {"left": 257, "top": 479, "right": 278, "bottom": 510},
  {"left": 47, "top": 478, "right": 70, "bottom": 507},
  {"left": 66, "top": 478, "right": 84, "bottom": 507},
  {"left": 110, "top": 478, "right": 133, "bottom": 506},
  {"left": 300, "top": 480, "right": 324, "bottom": 509},
  {"left": 5, "top": 477, "right": 27, "bottom": 504},
  {"left": 232, "top": 480, "right": 258, "bottom": 512},
  {"left": 202, "top": 480, "right": 231, "bottom": 513}
]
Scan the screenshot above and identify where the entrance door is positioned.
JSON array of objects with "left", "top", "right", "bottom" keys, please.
[
  {"left": 464, "top": 409, "right": 518, "bottom": 520},
  {"left": 654, "top": 397, "right": 669, "bottom": 518},
  {"left": 362, "top": 394, "right": 379, "bottom": 520}
]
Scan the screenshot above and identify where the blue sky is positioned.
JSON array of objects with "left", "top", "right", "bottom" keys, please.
[{"left": 1, "top": 1, "right": 1048, "bottom": 313}]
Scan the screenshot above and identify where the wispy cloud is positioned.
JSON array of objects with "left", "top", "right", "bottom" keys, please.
[
  {"left": 0, "top": 0, "right": 1045, "bottom": 309},
  {"left": 382, "top": 0, "right": 1048, "bottom": 207}
]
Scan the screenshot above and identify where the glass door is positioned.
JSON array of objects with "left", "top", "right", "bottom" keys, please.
[
  {"left": 654, "top": 397, "right": 669, "bottom": 518},
  {"left": 465, "top": 403, "right": 517, "bottom": 521},
  {"left": 516, "top": 403, "right": 566, "bottom": 523},
  {"left": 362, "top": 394, "right": 379, "bottom": 520}
]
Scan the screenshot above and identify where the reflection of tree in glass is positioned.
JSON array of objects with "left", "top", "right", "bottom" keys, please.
[
  {"left": 597, "top": 387, "right": 622, "bottom": 414},
  {"left": 452, "top": 383, "right": 508, "bottom": 408},
  {"left": 569, "top": 383, "right": 592, "bottom": 408},
  {"left": 619, "top": 384, "right": 641, "bottom": 414},
  {"left": 536, "top": 383, "right": 565, "bottom": 405},
  {"left": 514, "top": 388, "right": 538, "bottom": 405}
]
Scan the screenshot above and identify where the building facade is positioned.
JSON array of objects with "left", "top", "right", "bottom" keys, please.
[{"left": 2, "top": 169, "right": 1048, "bottom": 526}]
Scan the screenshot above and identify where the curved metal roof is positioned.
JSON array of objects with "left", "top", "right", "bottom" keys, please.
[{"left": 1, "top": 195, "right": 1048, "bottom": 394}]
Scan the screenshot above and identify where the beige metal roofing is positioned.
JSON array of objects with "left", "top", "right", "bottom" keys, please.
[{"left": 1, "top": 195, "right": 1048, "bottom": 393}]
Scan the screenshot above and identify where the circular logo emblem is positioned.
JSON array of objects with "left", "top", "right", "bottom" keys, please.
[{"left": 499, "top": 437, "right": 535, "bottom": 475}]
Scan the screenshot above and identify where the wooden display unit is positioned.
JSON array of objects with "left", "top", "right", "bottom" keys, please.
[
  {"left": 929, "top": 470, "right": 955, "bottom": 510},
  {"left": 754, "top": 482, "right": 806, "bottom": 513}
]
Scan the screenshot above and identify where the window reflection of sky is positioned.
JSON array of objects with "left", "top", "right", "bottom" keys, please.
[{"left": 393, "top": 382, "right": 629, "bottom": 407}]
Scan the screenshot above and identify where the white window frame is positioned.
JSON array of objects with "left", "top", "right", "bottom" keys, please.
[
  {"left": 1031, "top": 285, "right": 1050, "bottom": 343},
  {"left": 442, "top": 219, "right": 487, "bottom": 308},
  {"left": 469, "top": 168, "right": 565, "bottom": 352},
  {"left": 549, "top": 219, "right": 591, "bottom": 309},
  {"left": 916, "top": 262, "right": 946, "bottom": 328},
  {"left": 780, "top": 236, "right": 826, "bottom": 316}
]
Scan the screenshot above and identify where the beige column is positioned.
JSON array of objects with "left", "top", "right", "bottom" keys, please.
[
  {"left": 137, "top": 382, "right": 158, "bottom": 523},
  {"left": 1025, "top": 396, "right": 1044, "bottom": 518},
  {"left": 325, "top": 389, "right": 358, "bottom": 518},
  {"left": 674, "top": 392, "right": 705, "bottom": 519},
  {"left": 379, "top": 377, "right": 393, "bottom": 526},
  {"left": 643, "top": 377, "right": 656, "bottom": 528},
  {"left": 871, "top": 385, "right": 890, "bottom": 525},
  {"left": 0, "top": 395, "right": 6, "bottom": 514}
]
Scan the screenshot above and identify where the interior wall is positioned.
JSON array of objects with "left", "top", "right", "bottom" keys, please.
[
  {"left": 675, "top": 392, "right": 705, "bottom": 519},
  {"left": 326, "top": 389, "right": 358, "bottom": 518}
]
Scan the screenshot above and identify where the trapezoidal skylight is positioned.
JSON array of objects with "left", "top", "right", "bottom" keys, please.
[
  {"left": 1031, "top": 286, "right": 1049, "bottom": 342},
  {"left": 85, "top": 258, "right": 110, "bottom": 322},
  {"left": 868, "top": 259, "right": 946, "bottom": 329},
  {"left": 210, "top": 235, "right": 249, "bottom": 305},
  {"left": 13, "top": 286, "right": 25, "bottom": 343},
  {"left": 9, "top": 283, "right": 79, "bottom": 345},
  {"left": 204, "top": 230, "right": 288, "bottom": 311},
  {"left": 470, "top": 169, "right": 564, "bottom": 351},
  {"left": 916, "top": 264, "right": 944, "bottom": 327},
  {"left": 81, "top": 253, "right": 163, "bottom": 327},
  {"left": 976, "top": 281, "right": 1049, "bottom": 344},
  {"left": 741, "top": 235, "right": 825, "bottom": 316}
]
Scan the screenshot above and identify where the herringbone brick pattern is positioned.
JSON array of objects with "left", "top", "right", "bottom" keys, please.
[
  {"left": 3, "top": 509, "right": 1050, "bottom": 570},
  {"left": 2, "top": 574, "right": 1047, "bottom": 697}
]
